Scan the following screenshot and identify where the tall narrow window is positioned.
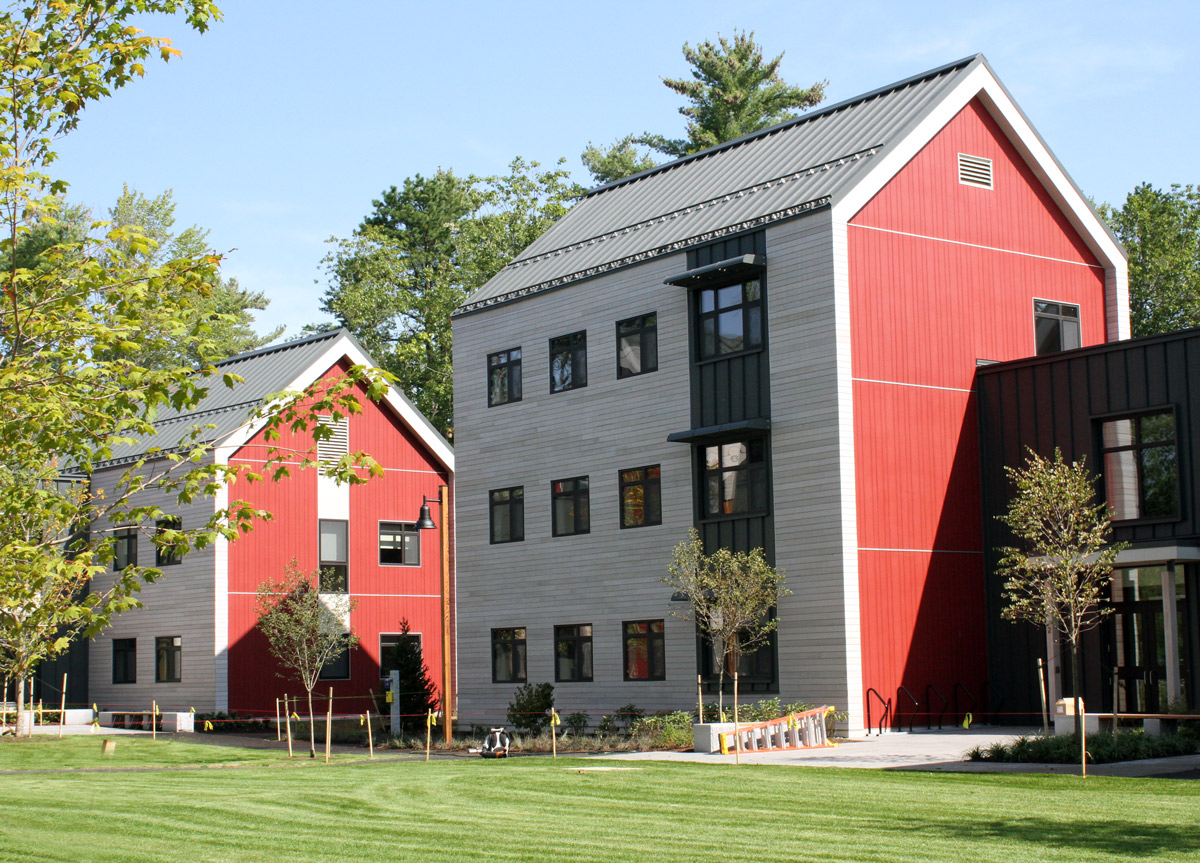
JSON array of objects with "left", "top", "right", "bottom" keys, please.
[
  {"left": 379, "top": 522, "right": 420, "bottom": 566},
  {"left": 380, "top": 632, "right": 421, "bottom": 680},
  {"left": 549, "top": 331, "right": 587, "bottom": 392},
  {"left": 492, "top": 627, "right": 527, "bottom": 683},
  {"left": 1034, "top": 300, "right": 1081, "bottom": 355},
  {"left": 617, "top": 313, "right": 658, "bottom": 378},
  {"left": 113, "top": 528, "right": 137, "bottom": 571},
  {"left": 623, "top": 620, "right": 665, "bottom": 681},
  {"left": 489, "top": 486, "right": 524, "bottom": 544},
  {"left": 552, "top": 476, "right": 590, "bottom": 536},
  {"left": 1101, "top": 412, "right": 1179, "bottom": 520},
  {"left": 155, "top": 518, "right": 182, "bottom": 567},
  {"left": 155, "top": 636, "right": 181, "bottom": 683},
  {"left": 319, "top": 519, "right": 348, "bottom": 592},
  {"left": 619, "top": 465, "right": 662, "bottom": 528},
  {"left": 703, "top": 440, "right": 767, "bottom": 516},
  {"left": 112, "top": 638, "right": 136, "bottom": 684},
  {"left": 488, "top": 348, "right": 522, "bottom": 406},
  {"left": 697, "top": 280, "right": 763, "bottom": 359},
  {"left": 554, "top": 624, "right": 593, "bottom": 682}
]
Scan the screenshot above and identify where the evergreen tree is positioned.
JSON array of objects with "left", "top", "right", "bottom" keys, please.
[{"left": 384, "top": 618, "right": 438, "bottom": 734}]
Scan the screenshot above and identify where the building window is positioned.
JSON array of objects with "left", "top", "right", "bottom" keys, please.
[
  {"left": 319, "top": 650, "right": 351, "bottom": 681},
  {"left": 619, "top": 465, "right": 661, "bottom": 528},
  {"left": 1101, "top": 412, "right": 1179, "bottom": 520},
  {"left": 554, "top": 624, "right": 593, "bottom": 682},
  {"left": 703, "top": 440, "right": 767, "bottom": 516},
  {"left": 155, "top": 636, "right": 181, "bottom": 683},
  {"left": 154, "top": 518, "right": 182, "bottom": 566},
  {"left": 617, "top": 313, "right": 658, "bottom": 378},
  {"left": 1034, "top": 300, "right": 1081, "bottom": 355},
  {"left": 379, "top": 522, "right": 420, "bottom": 566},
  {"left": 113, "top": 528, "right": 137, "bottom": 571},
  {"left": 492, "top": 627, "right": 527, "bottom": 683},
  {"left": 488, "top": 348, "right": 522, "bottom": 407},
  {"left": 319, "top": 519, "right": 348, "bottom": 592},
  {"left": 623, "top": 620, "right": 665, "bottom": 681},
  {"left": 552, "top": 476, "right": 590, "bottom": 536},
  {"left": 549, "top": 331, "right": 587, "bottom": 393},
  {"left": 489, "top": 486, "right": 524, "bottom": 544},
  {"left": 380, "top": 632, "right": 421, "bottom": 680},
  {"left": 700, "top": 627, "right": 777, "bottom": 694},
  {"left": 112, "top": 638, "right": 136, "bottom": 684},
  {"left": 697, "top": 280, "right": 763, "bottom": 359}
]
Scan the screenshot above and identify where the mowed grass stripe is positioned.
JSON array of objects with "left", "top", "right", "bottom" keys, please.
[{"left": 0, "top": 750, "right": 1197, "bottom": 862}]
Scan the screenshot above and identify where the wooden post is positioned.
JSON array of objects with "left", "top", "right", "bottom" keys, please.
[
  {"left": 1112, "top": 671, "right": 1120, "bottom": 733},
  {"left": 366, "top": 708, "right": 374, "bottom": 759},
  {"left": 697, "top": 675, "right": 703, "bottom": 724},
  {"left": 58, "top": 673, "right": 67, "bottom": 739},
  {"left": 285, "top": 695, "right": 294, "bottom": 759},
  {"left": 439, "top": 484, "right": 452, "bottom": 745},
  {"left": 324, "top": 687, "right": 333, "bottom": 764},
  {"left": 275, "top": 698, "right": 281, "bottom": 741},
  {"left": 426, "top": 710, "right": 433, "bottom": 762},
  {"left": 551, "top": 710, "right": 558, "bottom": 759},
  {"left": 151, "top": 700, "right": 157, "bottom": 741},
  {"left": 1079, "top": 696, "right": 1087, "bottom": 778},
  {"left": 733, "top": 671, "right": 741, "bottom": 766},
  {"left": 38, "top": 698, "right": 42, "bottom": 727},
  {"left": 1037, "top": 658, "right": 1049, "bottom": 735}
]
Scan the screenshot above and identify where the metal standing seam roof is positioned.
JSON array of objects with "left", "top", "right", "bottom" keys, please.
[
  {"left": 99, "top": 328, "right": 353, "bottom": 466},
  {"left": 454, "top": 55, "right": 986, "bottom": 317}
]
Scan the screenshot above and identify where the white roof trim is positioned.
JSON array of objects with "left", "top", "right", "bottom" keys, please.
[
  {"left": 832, "top": 61, "right": 1130, "bottom": 341},
  {"left": 217, "top": 333, "right": 454, "bottom": 473}
]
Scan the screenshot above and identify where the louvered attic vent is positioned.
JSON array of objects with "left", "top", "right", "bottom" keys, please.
[
  {"left": 958, "top": 153, "right": 993, "bottom": 189},
  {"left": 316, "top": 415, "right": 349, "bottom": 463}
]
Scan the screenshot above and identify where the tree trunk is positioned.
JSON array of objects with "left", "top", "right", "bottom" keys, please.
[
  {"left": 15, "top": 676, "right": 26, "bottom": 739},
  {"left": 1070, "top": 640, "right": 1084, "bottom": 742},
  {"left": 306, "top": 688, "right": 316, "bottom": 758}
]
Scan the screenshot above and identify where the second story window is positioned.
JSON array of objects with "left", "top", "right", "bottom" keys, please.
[
  {"left": 488, "top": 348, "right": 522, "bottom": 407},
  {"left": 379, "top": 522, "right": 420, "bottom": 566},
  {"left": 552, "top": 476, "right": 590, "bottom": 536},
  {"left": 155, "top": 518, "right": 182, "bottom": 567},
  {"left": 617, "top": 313, "right": 658, "bottom": 378},
  {"left": 113, "top": 528, "right": 137, "bottom": 571},
  {"left": 1034, "top": 300, "right": 1081, "bottom": 355},
  {"left": 619, "top": 465, "right": 662, "bottom": 528},
  {"left": 490, "top": 486, "right": 524, "bottom": 544},
  {"left": 1101, "top": 411, "right": 1179, "bottom": 520},
  {"left": 550, "top": 331, "right": 587, "bottom": 393},
  {"left": 319, "top": 519, "right": 348, "bottom": 592},
  {"left": 703, "top": 440, "right": 767, "bottom": 516},
  {"left": 698, "top": 280, "right": 762, "bottom": 359}
]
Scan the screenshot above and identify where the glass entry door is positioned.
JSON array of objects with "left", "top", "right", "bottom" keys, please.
[{"left": 1109, "top": 567, "right": 1186, "bottom": 713}]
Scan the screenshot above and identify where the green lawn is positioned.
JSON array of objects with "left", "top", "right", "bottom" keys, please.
[
  {"left": 0, "top": 739, "right": 1197, "bottom": 863},
  {"left": 0, "top": 735, "right": 351, "bottom": 770}
]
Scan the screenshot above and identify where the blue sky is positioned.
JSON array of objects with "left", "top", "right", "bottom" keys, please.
[{"left": 50, "top": 0, "right": 1199, "bottom": 340}]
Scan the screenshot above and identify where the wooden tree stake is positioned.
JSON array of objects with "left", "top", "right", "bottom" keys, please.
[{"left": 325, "top": 687, "right": 333, "bottom": 764}]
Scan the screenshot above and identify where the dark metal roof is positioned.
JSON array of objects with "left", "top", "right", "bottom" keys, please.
[{"left": 454, "top": 55, "right": 984, "bottom": 317}]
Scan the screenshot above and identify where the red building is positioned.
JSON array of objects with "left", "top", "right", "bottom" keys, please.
[{"left": 87, "top": 329, "right": 454, "bottom": 718}]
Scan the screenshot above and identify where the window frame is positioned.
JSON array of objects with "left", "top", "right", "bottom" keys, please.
[
  {"left": 113, "top": 528, "right": 137, "bottom": 571},
  {"left": 378, "top": 521, "right": 420, "bottom": 567},
  {"left": 319, "top": 518, "right": 349, "bottom": 592},
  {"left": 154, "top": 517, "right": 182, "bottom": 567},
  {"left": 553, "top": 623, "right": 594, "bottom": 683},
  {"left": 700, "top": 439, "right": 769, "bottom": 520},
  {"left": 112, "top": 638, "right": 136, "bottom": 685},
  {"left": 1033, "top": 298, "right": 1082, "bottom": 356},
  {"left": 623, "top": 619, "right": 666, "bottom": 681},
  {"left": 619, "top": 464, "right": 662, "bottom": 529},
  {"left": 616, "top": 312, "right": 658, "bottom": 379},
  {"left": 551, "top": 475, "right": 590, "bottom": 537},
  {"left": 491, "top": 627, "right": 527, "bottom": 684},
  {"left": 696, "top": 279, "right": 764, "bottom": 362},
  {"left": 155, "top": 635, "right": 181, "bottom": 683},
  {"left": 1098, "top": 408, "right": 1181, "bottom": 523},
  {"left": 489, "top": 486, "right": 525, "bottom": 544},
  {"left": 549, "top": 330, "right": 588, "bottom": 393},
  {"left": 487, "top": 347, "right": 523, "bottom": 407}
]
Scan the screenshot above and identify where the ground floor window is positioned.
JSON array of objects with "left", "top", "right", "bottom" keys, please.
[
  {"left": 698, "top": 626, "right": 777, "bottom": 694},
  {"left": 155, "top": 636, "right": 181, "bottom": 683},
  {"left": 112, "top": 638, "right": 136, "bottom": 684},
  {"left": 492, "top": 627, "right": 527, "bottom": 683},
  {"left": 319, "top": 649, "right": 351, "bottom": 681},
  {"left": 554, "top": 624, "right": 593, "bottom": 682},
  {"left": 623, "top": 620, "right": 665, "bottom": 680},
  {"left": 379, "top": 632, "right": 421, "bottom": 680}
]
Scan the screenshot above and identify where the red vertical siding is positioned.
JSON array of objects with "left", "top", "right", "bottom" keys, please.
[
  {"left": 226, "top": 361, "right": 451, "bottom": 717},
  {"left": 849, "top": 99, "right": 1110, "bottom": 725}
]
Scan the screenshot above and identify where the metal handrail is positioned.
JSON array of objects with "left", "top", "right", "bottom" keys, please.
[
  {"left": 984, "top": 681, "right": 1003, "bottom": 725},
  {"left": 925, "top": 684, "right": 948, "bottom": 729},
  {"left": 953, "top": 682, "right": 977, "bottom": 726},
  {"left": 865, "top": 688, "right": 891, "bottom": 736},
  {"left": 896, "top": 686, "right": 919, "bottom": 733}
]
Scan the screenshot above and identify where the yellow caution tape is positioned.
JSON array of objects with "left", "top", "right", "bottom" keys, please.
[
  {"left": 291, "top": 712, "right": 300, "bottom": 721},
  {"left": 204, "top": 720, "right": 213, "bottom": 731},
  {"left": 154, "top": 704, "right": 161, "bottom": 715},
  {"left": 962, "top": 712, "right": 973, "bottom": 730},
  {"left": 189, "top": 706, "right": 195, "bottom": 714},
  {"left": 359, "top": 714, "right": 365, "bottom": 726},
  {"left": 551, "top": 710, "right": 561, "bottom": 727}
]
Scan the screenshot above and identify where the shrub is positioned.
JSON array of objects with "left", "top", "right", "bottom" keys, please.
[
  {"left": 615, "top": 703, "right": 644, "bottom": 730},
  {"left": 507, "top": 682, "right": 554, "bottom": 735},
  {"left": 563, "top": 712, "right": 589, "bottom": 736},
  {"left": 966, "top": 731, "right": 1199, "bottom": 764},
  {"left": 631, "top": 711, "right": 693, "bottom": 749},
  {"left": 596, "top": 714, "right": 618, "bottom": 735}
]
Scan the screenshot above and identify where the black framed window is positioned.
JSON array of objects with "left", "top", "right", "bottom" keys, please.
[
  {"left": 697, "top": 279, "right": 763, "bottom": 359},
  {"left": 113, "top": 528, "right": 137, "bottom": 571},
  {"left": 549, "top": 331, "right": 587, "bottom": 393},
  {"left": 703, "top": 440, "right": 767, "bottom": 516},
  {"left": 112, "top": 638, "right": 136, "bottom": 684},
  {"left": 155, "top": 636, "right": 181, "bottom": 683},
  {"left": 617, "top": 313, "right": 658, "bottom": 378},
  {"left": 623, "top": 620, "right": 665, "bottom": 681},
  {"left": 1101, "top": 412, "right": 1179, "bottom": 520},
  {"left": 319, "top": 519, "right": 348, "bottom": 592},
  {"left": 552, "top": 476, "right": 590, "bottom": 536},
  {"left": 379, "top": 522, "right": 420, "bottom": 566},
  {"left": 699, "top": 626, "right": 777, "bottom": 694},
  {"left": 619, "top": 465, "right": 661, "bottom": 528},
  {"left": 379, "top": 632, "right": 421, "bottom": 680},
  {"left": 155, "top": 518, "right": 181, "bottom": 566},
  {"left": 489, "top": 486, "right": 524, "bottom": 544},
  {"left": 1034, "top": 300, "right": 1081, "bottom": 355},
  {"left": 491, "top": 627, "right": 527, "bottom": 683},
  {"left": 554, "top": 624, "right": 593, "bottom": 682},
  {"left": 488, "top": 348, "right": 522, "bottom": 407},
  {"left": 319, "top": 649, "right": 351, "bottom": 680}
]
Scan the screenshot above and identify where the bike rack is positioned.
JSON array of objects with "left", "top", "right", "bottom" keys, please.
[
  {"left": 865, "top": 688, "right": 891, "bottom": 736},
  {"left": 896, "top": 685, "right": 919, "bottom": 733},
  {"left": 925, "top": 684, "right": 948, "bottom": 730}
]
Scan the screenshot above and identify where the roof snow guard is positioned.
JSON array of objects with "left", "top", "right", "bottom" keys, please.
[{"left": 453, "top": 55, "right": 985, "bottom": 318}]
